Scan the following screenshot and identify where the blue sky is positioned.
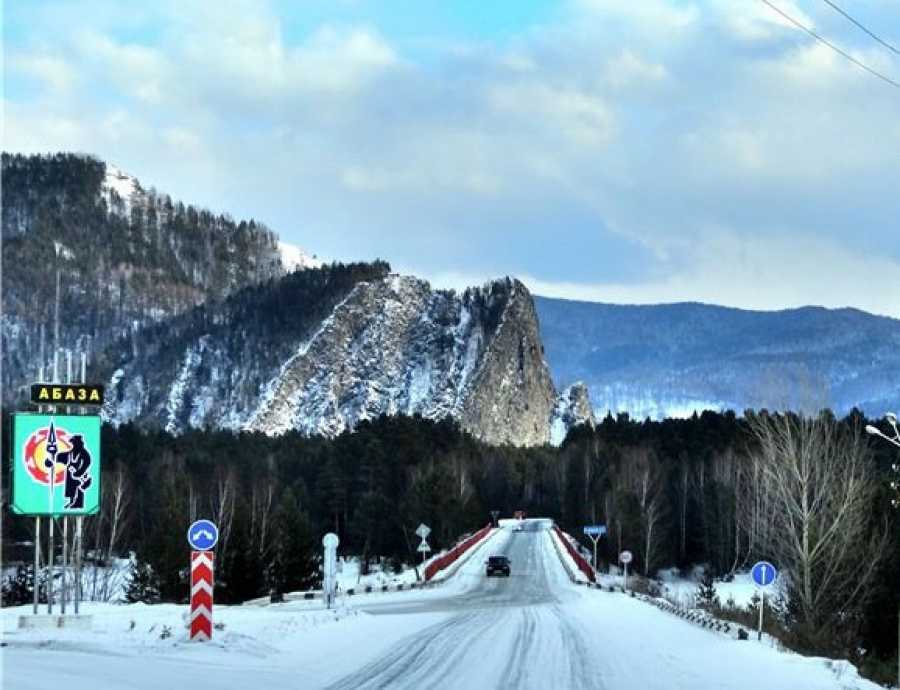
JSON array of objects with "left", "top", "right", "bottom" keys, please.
[{"left": 5, "top": 0, "right": 900, "bottom": 316}]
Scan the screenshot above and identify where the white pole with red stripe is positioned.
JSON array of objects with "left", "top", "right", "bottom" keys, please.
[
  {"left": 190, "top": 551, "right": 214, "bottom": 641},
  {"left": 187, "top": 519, "right": 219, "bottom": 642}
]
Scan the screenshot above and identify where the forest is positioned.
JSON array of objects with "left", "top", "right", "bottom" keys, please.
[{"left": 2, "top": 408, "right": 897, "bottom": 678}]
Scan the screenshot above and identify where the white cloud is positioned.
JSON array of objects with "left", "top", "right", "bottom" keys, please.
[
  {"left": 8, "top": 54, "right": 77, "bottom": 92},
  {"left": 4, "top": 0, "right": 900, "bottom": 319},
  {"left": 519, "top": 231, "right": 900, "bottom": 319}
]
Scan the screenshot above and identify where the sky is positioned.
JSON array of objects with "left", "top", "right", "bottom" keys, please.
[{"left": 4, "top": 0, "right": 900, "bottom": 317}]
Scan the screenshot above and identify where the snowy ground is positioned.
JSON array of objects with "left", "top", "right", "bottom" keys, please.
[
  {"left": 2, "top": 520, "right": 879, "bottom": 690},
  {"left": 657, "top": 566, "right": 764, "bottom": 609}
]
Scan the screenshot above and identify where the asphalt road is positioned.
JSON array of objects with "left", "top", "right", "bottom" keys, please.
[{"left": 325, "top": 520, "right": 604, "bottom": 690}]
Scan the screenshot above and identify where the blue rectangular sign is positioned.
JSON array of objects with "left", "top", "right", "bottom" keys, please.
[{"left": 583, "top": 525, "right": 607, "bottom": 536}]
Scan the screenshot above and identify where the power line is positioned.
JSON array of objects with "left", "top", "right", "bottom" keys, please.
[
  {"left": 820, "top": 0, "right": 900, "bottom": 57},
  {"left": 759, "top": 0, "right": 900, "bottom": 90}
]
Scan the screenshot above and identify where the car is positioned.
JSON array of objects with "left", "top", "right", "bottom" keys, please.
[{"left": 486, "top": 555, "right": 511, "bottom": 577}]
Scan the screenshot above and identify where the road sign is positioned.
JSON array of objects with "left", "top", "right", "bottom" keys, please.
[
  {"left": 31, "top": 383, "right": 104, "bottom": 405},
  {"left": 417, "top": 540, "right": 431, "bottom": 553},
  {"left": 11, "top": 414, "right": 101, "bottom": 516},
  {"left": 750, "top": 561, "right": 778, "bottom": 641},
  {"left": 416, "top": 523, "right": 431, "bottom": 539},
  {"left": 751, "top": 561, "right": 778, "bottom": 587},
  {"left": 187, "top": 519, "right": 219, "bottom": 551},
  {"left": 190, "top": 550, "right": 214, "bottom": 641},
  {"left": 619, "top": 550, "right": 633, "bottom": 565},
  {"left": 583, "top": 525, "right": 607, "bottom": 537}
]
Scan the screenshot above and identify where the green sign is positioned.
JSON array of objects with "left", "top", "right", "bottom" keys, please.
[{"left": 11, "top": 414, "right": 101, "bottom": 516}]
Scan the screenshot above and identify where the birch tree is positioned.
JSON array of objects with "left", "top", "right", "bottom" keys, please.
[{"left": 748, "top": 412, "right": 888, "bottom": 652}]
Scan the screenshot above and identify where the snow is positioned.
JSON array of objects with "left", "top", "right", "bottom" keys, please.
[
  {"left": 4, "top": 523, "right": 881, "bottom": 690},
  {"left": 102, "top": 164, "right": 138, "bottom": 216},
  {"left": 278, "top": 241, "right": 323, "bottom": 271},
  {"left": 658, "top": 567, "right": 768, "bottom": 609}
]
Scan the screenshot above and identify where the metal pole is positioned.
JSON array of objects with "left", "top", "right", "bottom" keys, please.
[
  {"left": 61, "top": 518, "right": 68, "bottom": 614},
  {"left": 35, "top": 363, "right": 45, "bottom": 616},
  {"left": 76, "top": 351, "right": 87, "bottom": 616},
  {"left": 758, "top": 591, "right": 765, "bottom": 641},
  {"left": 624, "top": 562, "right": 628, "bottom": 593},
  {"left": 75, "top": 517, "right": 83, "bottom": 615},
  {"left": 33, "top": 517, "right": 41, "bottom": 614},
  {"left": 592, "top": 536, "right": 598, "bottom": 572},
  {"left": 61, "top": 351, "right": 73, "bottom": 615},
  {"left": 48, "top": 350, "right": 59, "bottom": 614}
]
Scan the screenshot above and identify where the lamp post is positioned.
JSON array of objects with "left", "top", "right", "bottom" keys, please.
[{"left": 865, "top": 413, "right": 900, "bottom": 689}]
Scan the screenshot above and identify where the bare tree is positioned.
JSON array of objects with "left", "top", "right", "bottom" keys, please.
[{"left": 748, "top": 412, "right": 888, "bottom": 651}]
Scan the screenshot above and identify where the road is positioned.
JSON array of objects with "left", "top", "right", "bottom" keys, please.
[
  {"left": 325, "top": 520, "right": 602, "bottom": 689},
  {"left": 3, "top": 520, "right": 879, "bottom": 690}
]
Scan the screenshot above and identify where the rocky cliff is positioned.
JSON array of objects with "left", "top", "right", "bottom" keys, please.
[{"left": 103, "top": 269, "right": 591, "bottom": 446}]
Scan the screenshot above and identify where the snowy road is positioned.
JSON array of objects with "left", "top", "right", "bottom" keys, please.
[
  {"left": 327, "top": 519, "right": 602, "bottom": 690},
  {"left": 2, "top": 520, "right": 880, "bottom": 690}
]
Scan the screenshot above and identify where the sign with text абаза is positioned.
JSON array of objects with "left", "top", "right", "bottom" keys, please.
[{"left": 11, "top": 413, "right": 101, "bottom": 516}]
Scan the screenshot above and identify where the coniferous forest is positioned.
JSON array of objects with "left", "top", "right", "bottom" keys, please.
[{"left": 2, "top": 409, "right": 898, "bottom": 678}]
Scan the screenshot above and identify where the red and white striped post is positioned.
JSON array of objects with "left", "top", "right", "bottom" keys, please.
[{"left": 190, "top": 550, "right": 214, "bottom": 641}]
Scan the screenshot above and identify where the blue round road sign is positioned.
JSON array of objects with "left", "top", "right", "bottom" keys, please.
[
  {"left": 751, "top": 560, "right": 777, "bottom": 587},
  {"left": 187, "top": 519, "right": 219, "bottom": 551}
]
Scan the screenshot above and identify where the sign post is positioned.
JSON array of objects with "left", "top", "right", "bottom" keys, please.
[
  {"left": 12, "top": 412, "right": 101, "bottom": 619},
  {"left": 490, "top": 510, "right": 500, "bottom": 528},
  {"left": 187, "top": 519, "right": 218, "bottom": 642},
  {"left": 583, "top": 525, "right": 607, "bottom": 571},
  {"left": 323, "top": 533, "right": 340, "bottom": 609},
  {"left": 751, "top": 560, "right": 778, "bottom": 641},
  {"left": 619, "top": 550, "right": 633, "bottom": 592}
]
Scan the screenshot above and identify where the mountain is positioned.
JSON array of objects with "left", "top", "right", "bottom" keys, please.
[
  {"left": 534, "top": 297, "right": 900, "bottom": 419},
  {"left": 1, "top": 153, "right": 314, "bottom": 404},
  {"left": 101, "top": 268, "right": 591, "bottom": 445}
]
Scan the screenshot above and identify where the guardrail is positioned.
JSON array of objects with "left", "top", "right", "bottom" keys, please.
[
  {"left": 424, "top": 524, "right": 493, "bottom": 581},
  {"left": 551, "top": 525, "right": 596, "bottom": 583}
]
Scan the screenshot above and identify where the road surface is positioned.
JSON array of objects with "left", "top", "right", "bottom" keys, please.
[{"left": 327, "top": 519, "right": 601, "bottom": 689}]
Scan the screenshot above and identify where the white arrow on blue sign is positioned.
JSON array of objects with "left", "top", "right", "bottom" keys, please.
[
  {"left": 583, "top": 525, "right": 607, "bottom": 537},
  {"left": 751, "top": 560, "right": 778, "bottom": 587},
  {"left": 187, "top": 519, "right": 219, "bottom": 551}
]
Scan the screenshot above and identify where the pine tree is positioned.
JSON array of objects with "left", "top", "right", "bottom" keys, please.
[
  {"left": 124, "top": 555, "right": 161, "bottom": 604},
  {"left": 269, "top": 488, "right": 319, "bottom": 595},
  {"left": 1, "top": 564, "right": 36, "bottom": 606},
  {"left": 696, "top": 568, "right": 719, "bottom": 610}
]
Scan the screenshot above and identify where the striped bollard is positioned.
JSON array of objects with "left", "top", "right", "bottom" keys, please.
[{"left": 190, "top": 550, "right": 214, "bottom": 641}]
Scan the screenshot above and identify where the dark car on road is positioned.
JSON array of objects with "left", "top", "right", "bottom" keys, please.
[{"left": 486, "top": 555, "right": 511, "bottom": 577}]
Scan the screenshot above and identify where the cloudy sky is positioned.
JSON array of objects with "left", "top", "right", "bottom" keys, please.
[{"left": 5, "top": 0, "right": 900, "bottom": 316}]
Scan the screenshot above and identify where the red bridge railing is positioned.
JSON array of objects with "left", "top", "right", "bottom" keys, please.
[
  {"left": 424, "top": 524, "right": 493, "bottom": 581},
  {"left": 552, "top": 525, "right": 596, "bottom": 583}
]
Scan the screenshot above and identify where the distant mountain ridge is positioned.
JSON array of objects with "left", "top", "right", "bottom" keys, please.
[{"left": 534, "top": 297, "right": 900, "bottom": 419}]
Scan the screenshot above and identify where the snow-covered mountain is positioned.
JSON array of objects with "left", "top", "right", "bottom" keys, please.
[
  {"left": 1, "top": 153, "right": 318, "bottom": 405},
  {"left": 102, "top": 269, "right": 591, "bottom": 446},
  {"left": 278, "top": 241, "right": 323, "bottom": 271},
  {"left": 535, "top": 297, "right": 900, "bottom": 419}
]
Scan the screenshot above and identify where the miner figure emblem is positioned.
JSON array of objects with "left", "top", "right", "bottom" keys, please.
[{"left": 44, "top": 432, "right": 93, "bottom": 510}]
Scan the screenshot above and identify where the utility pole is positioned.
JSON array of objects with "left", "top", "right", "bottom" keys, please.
[{"left": 866, "top": 413, "right": 900, "bottom": 690}]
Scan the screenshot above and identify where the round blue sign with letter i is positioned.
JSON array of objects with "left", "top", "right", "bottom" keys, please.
[
  {"left": 751, "top": 560, "right": 777, "bottom": 587},
  {"left": 187, "top": 519, "right": 219, "bottom": 551}
]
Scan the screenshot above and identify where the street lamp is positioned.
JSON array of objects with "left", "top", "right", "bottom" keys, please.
[{"left": 865, "top": 413, "right": 900, "bottom": 689}]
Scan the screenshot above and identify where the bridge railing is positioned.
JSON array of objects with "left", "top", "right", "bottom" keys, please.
[
  {"left": 424, "top": 524, "right": 493, "bottom": 581},
  {"left": 552, "top": 524, "right": 596, "bottom": 583}
]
